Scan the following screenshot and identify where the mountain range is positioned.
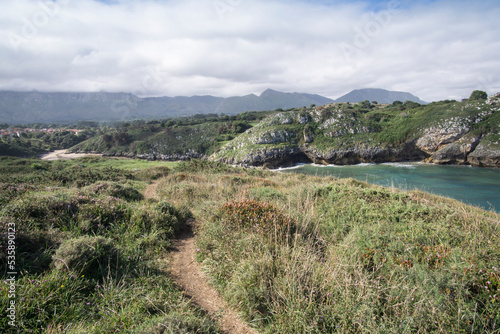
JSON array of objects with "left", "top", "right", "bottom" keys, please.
[{"left": 0, "top": 88, "right": 425, "bottom": 124}]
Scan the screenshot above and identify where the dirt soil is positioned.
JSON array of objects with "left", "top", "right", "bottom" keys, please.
[
  {"left": 170, "top": 226, "right": 259, "bottom": 334},
  {"left": 143, "top": 182, "right": 258, "bottom": 333}
]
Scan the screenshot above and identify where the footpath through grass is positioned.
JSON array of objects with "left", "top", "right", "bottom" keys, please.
[
  {"left": 156, "top": 160, "right": 500, "bottom": 333},
  {"left": 0, "top": 157, "right": 218, "bottom": 333},
  {"left": 1, "top": 157, "right": 499, "bottom": 333}
]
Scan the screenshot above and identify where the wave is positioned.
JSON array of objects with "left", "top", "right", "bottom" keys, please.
[{"left": 381, "top": 162, "right": 420, "bottom": 169}]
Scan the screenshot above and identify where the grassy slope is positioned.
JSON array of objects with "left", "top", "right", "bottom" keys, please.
[
  {"left": 155, "top": 160, "right": 499, "bottom": 333},
  {"left": 1, "top": 157, "right": 499, "bottom": 333},
  {"left": 69, "top": 114, "right": 268, "bottom": 158},
  {"left": 0, "top": 157, "right": 219, "bottom": 333}
]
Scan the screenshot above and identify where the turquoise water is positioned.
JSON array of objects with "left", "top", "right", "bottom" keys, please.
[{"left": 279, "top": 163, "right": 500, "bottom": 212}]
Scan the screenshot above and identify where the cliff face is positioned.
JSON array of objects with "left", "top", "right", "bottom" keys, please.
[
  {"left": 213, "top": 94, "right": 500, "bottom": 168},
  {"left": 466, "top": 137, "right": 500, "bottom": 167}
]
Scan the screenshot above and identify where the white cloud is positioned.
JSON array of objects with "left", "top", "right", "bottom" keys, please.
[{"left": 0, "top": 0, "right": 499, "bottom": 102}]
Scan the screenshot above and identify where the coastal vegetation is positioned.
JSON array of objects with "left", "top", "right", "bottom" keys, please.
[
  {"left": 68, "top": 112, "right": 268, "bottom": 159},
  {"left": 214, "top": 92, "right": 500, "bottom": 167},
  {"left": 162, "top": 160, "right": 500, "bottom": 333},
  {"left": 0, "top": 128, "right": 94, "bottom": 157},
  {"left": 0, "top": 157, "right": 219, "bottom": 333},
  {"left": 2, "top": 156, "right": 498, "bottom": 332}
]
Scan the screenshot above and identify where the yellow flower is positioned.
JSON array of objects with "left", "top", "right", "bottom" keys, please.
[{"left": 60, "top": 285, "right": 64, "bottom": 288}]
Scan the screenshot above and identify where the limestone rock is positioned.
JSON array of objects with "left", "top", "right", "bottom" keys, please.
[
  {"left": 467, "top": 141, "right": 500, "bottom": 167},
  {"left": 431, "top": 134, "right": 482, "bottom": 164}
]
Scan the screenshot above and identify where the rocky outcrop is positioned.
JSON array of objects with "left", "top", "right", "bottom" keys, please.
[
  {"left": 430, "top": 134, "right": 482, "bottom": 165},
  {"left": 302, "top": 142, "right": 426, "bottom": 165},
  {"left": 252, "top": 130, "right": 295, "bottom": 145},
  {"left": 211, "top": 95, "right": 500, "bottom": 168},
  {"left": 104, "top": 151, "right": 205, "bottom": 161},
  {"left": 216, "top": 146, "right": 310, "bottom": 169},
  {"left": 467, "top": 139, "right": 500, "bottom": 167}
]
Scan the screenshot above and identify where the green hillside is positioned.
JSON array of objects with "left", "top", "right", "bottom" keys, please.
[
  {"left": 214, "top": 92, "right": 500, "bottom": 167},
  {"left": 69, "top": 112, "right": 269, "bottom": 158},
  {"left": 1, "top": 157, "right": 498, "bottom": 333}
]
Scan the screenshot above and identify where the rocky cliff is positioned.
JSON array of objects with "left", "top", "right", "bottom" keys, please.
[{"left": 213, "top": 94, "right": 500, "bottom": 168}]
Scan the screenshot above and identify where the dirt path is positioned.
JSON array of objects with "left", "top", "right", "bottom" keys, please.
[
  {"left": 170, "top": 226, "right": 259, "bottom": 334},
  {"left": 143, "top": 182, "right": 258, "bottom": 333}
]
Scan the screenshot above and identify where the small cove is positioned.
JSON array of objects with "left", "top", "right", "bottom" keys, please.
[{"left": 279, "top": 162, "right": 500, "bottom": 212}]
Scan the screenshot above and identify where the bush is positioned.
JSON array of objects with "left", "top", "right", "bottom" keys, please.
[
  {"left": 84, "top": 182, "right": 143, "bottom": 201},
  {"left": 31, "top": 162, "right": 47, "bottom": 170},
  {"left": 3, "top": 193, "right": 78, "bottom": 230},
  {"left": 217, "top": 199, "right": 295, "bottom": 238},
  {"left": 469, "top": 90, "right": 488, "bottom": 101},
  {"left": 155, "top": 201, "right": 191, "bottom": 226},
  {"left": 52, "top": 236, "right": 120, "bottom": 277}
]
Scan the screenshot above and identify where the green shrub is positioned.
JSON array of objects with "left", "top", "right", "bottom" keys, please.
[
  {"left": 3, "top": 193, "right": 78, "bottom": 230},
  {"left": 217, "top": 199, "right": 295, "bottom": 238},
  {"left": 85, "top": 182, "right": 144, "bottom": 201},
  {"left": 75, "top": 195, "right": 129, "bottom": 234},
  {"left": 52, "top": 236, "right": 120, "bottom": 277},
  {"left": 469, "top": 90, "right": 488, "bottom": 101},
  {"left": 31, "top": 162, "right": 47, "bottom": 170},
  {"left": 155, "top": 201, "right": 191, "bottom": 227}
]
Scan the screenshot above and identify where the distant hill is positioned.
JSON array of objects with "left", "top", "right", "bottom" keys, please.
[
  {"left": 0, "top": 88, "right": 427, "bottom": 124},
  {"left": 0, "top": 90, "right": 335, "bottom": 124},
  {"left": 335, "top": 88, "right": 426, "bottom": 104}
]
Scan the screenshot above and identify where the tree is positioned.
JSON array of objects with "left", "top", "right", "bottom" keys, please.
[
  {"left": 359, "top": 100, "right": 371, "bottom": 108},
  {"left": 113, "top": 132, "right": 129, "bottom": 146},
  {"left": 403, "top": 100, "right": 421, "bottom": 110},
  {"left": 102, "top": 134, "right": 112, "bottom": 143},
  {"left": 469, "top": 90, "right": 488, "bottom": 101},
  {"left": 392, "top": 100, "right": 404, "bottom": 111}
]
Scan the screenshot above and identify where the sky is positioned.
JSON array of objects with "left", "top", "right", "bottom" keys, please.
[{"left": 1, "top": 0, "right": 499, "bottom": 102}]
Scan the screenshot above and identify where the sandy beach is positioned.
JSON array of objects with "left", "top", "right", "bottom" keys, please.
[{"left": 40, "top": 149, "right": 102, "bottom": 161}]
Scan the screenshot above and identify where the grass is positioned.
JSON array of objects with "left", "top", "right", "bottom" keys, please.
[
  {"left": 1, "top": 157, "right": 499, "bottom": 333},
  {"left": 155, "top": 160, "right": 499, "bottom": 333},
  {"left": 0, "top": 157, "right": 218, "bottom": 333},
  {"left": 68, "top": 156, "right": 179, "bottom": 171}
]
